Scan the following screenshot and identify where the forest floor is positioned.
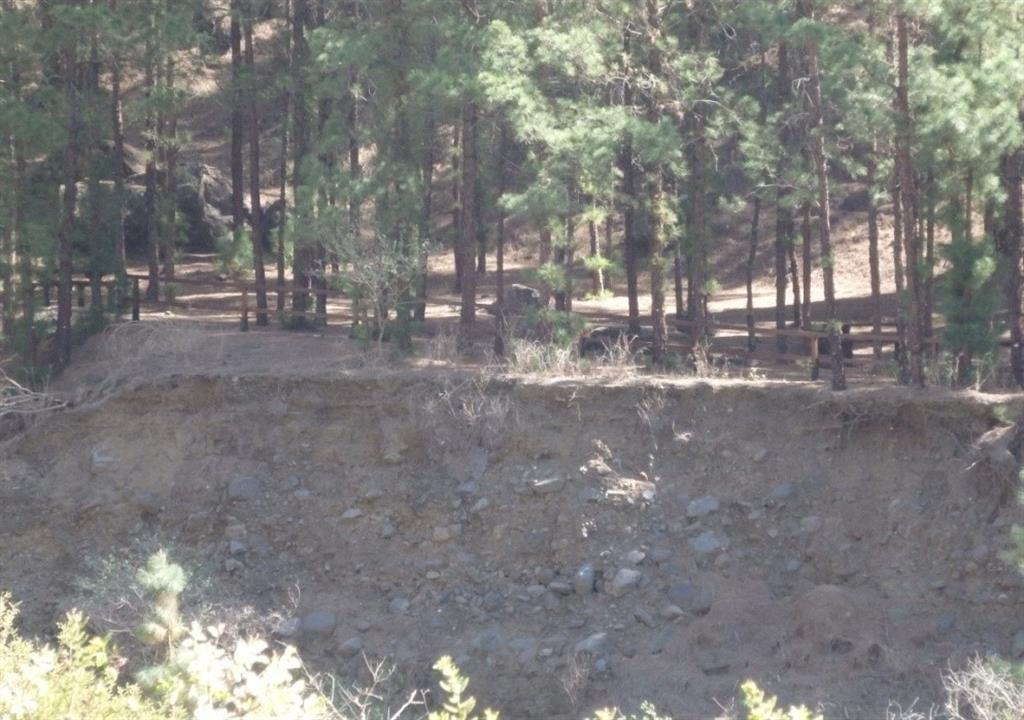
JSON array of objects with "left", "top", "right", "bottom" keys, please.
[
  {"left": 90, "top": 2, "right": 943, "bottom": 388},
  {"left": 2, "top": 325, "right": 1024, "bottom": 717}
]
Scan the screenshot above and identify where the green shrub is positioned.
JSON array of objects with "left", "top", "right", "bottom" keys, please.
[
  {"left": 0, "top": 593, "right": 177, "bottom": 720},
  {"left": 428, "top": 656, "right": 499, "bottom": 720},
  {"left": 739, "top": 681, "right": 822, "bottom": 720}
]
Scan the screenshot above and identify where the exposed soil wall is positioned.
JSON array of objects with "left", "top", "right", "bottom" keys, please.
[{"left": 2, "top": 374, "right": 1022, "bottom": 717}]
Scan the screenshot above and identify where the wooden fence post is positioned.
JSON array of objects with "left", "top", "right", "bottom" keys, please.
[
  {"left": 241, "top": 287, "right": 250, "bottom": 332},
  {"left": 132, "top": 277, "right": 140, "bottom": 321},
  {"left": 809, "top": 334, "right": 820, "bottom": 381}
]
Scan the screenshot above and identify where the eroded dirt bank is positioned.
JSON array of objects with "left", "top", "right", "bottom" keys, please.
[{"left": 2, "top": 374, "right": 1022, "bottom": 717}]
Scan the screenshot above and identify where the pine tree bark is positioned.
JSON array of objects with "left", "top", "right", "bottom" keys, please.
[
  {"left": 291, "top": 0, "right": 312, "bottom": 315},
  {"left": 312, "top": 0, "right": 331, "bottom": 323},
  {"left": 998, "top": 146, "right": 1023, "bottom": 386},
  {"left": 110, "top": 0, "right": 127, "bottom": 281},
  {"left": 1, "top": 141, "right": 11, "bottom": 341},
  {"left": 589, "top": 220, "right": 605, "bottom": 296},
  {"left": 53, "top": 42, "right": 80, "bottom": 370},
  {"left": 0, "top": 2, "right": 11, "bottom": 342},
  {"left": 414, "top": 116, "right": 436, "bottom": 323},
  {"left": 230, "top": 0, "right": 246, "bottom": 283},
  {"left": 867, "top": 153, "right": 882, "bottom": 358},
  {"left": 746, "top": 197, "right": 761, "bottom": 351},
  {"left": 346, "top": 1, "right": 360, "bottom": 234},
  {"left": 348, "top": 69, "right": 361, "bottom": 231},
  {"left": 673, "top": 240, "right": 684, "bottom": 319},
  {"left": 620, "top": 22, "right": 640, "bottom": 335},
  {"left": 276, "top": 0, "right": 291, "bottom": 313},
  {"left": 161, "top": 57, "right": 177, "bottom": 283},
  {"left": 924, "top": 181, "right": 936, "bottom": 343},
  {"left": 684, "top": 10, "right": 708, "bottom": 347},
  {"left": 805, "top": 6, "right": 845, "bottom": 390},
  {"left": 473, "top": 142, "right": 487, "bottom": 279},
  {"left": 1, "top": 141, "right": 12, "bottom": 342},
  {"left": 11, "top": 54, "right": 32, "bottom": 360},
  {"left": 143, "top": 16, "right": 159, "bottom": 302},
  {"left": 386, "top": 0, "right": 413, "bottom": 349},
  {"left": 895, "top": 12, "right": 925, "bottom": 387},
  {"left": 563, "top": 199, "right": 575, "bottom": 313},
  {"left": 788, "top": 243, "right": 801, "bottom": 326},
  {"left": 645, "top": 0, "right": 667, "bottom": 363},
  {"left": 554, "top": 180, "right": 575, "bottom": 312},
  {"left": 892, "top": 172, "right": 910, "bottom": 382},
  {"left": 244, "top": 15, "right": 268, "bottom": 324},
  {"left": 493, "top": 125, "right": 509, "bottom": 356},
  {"left": 686, "top": 137, "right": 709, "bottom": 345},
  {"left": 800, "top": 201, "right": 812, "bottom": 328},
  {"left": 458, "top": 99, "right": 479, "bottom": 346},
  {"left": 774, "top": 41, "right": 794, "bottom": 352},
  {"left": 451, "top": 127, "right": 462, "bottom": 293}
]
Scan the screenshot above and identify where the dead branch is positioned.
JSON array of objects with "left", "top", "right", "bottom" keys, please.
[{"left": 0, "top": 370, "right": 66, "bottom": 419}]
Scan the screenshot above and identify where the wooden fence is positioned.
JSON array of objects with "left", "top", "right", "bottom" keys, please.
[{"left": 29, "top": 272, "right": 1015, "bottom": 382}]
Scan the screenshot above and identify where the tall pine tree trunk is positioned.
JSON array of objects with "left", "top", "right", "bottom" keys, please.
[
  {"left": 621, "top": 148, "right": 639, "bottom": 334},
  {"left": 143, "top": 19, "right": 159, "bottom": 302},
  {"left": 788, "top": 243, "right": 801, "bottom": 326},
  {"left": 896, "top": 12, "right": 925, "bottom": 387},
  {"left": 673, "top": 239, "right": 684, "bottom": 319},
  {"left": 800, "top": 201, "right": 812, "bottom": 328},
  {"left": 645, "top": 0, "right": 668, "bottom": 363},
  {"left": 493, "top": 125, "right": 508, "bottom": 356},
  {"left": 746, "top": 197, "right": 761, "bottom": 351},
  {"left": 0, "top": 1, "right": 12, "bottom": 340},
  {"left": 589, "top": 219, "right": 605, "bottom": 296},
  {"left": 684, "top": 8, "right": 709, "bottom": 347},
  {"left": 892, "top": 172, "right": 910, "bottom": 382},
  {"left": 867, "top": 153, "right": 882, "bottom": 358},
  {"left": 161, "top": 57, "right": 177, "bottom": 283},
  {"left": 554, "top": 180, "right": 575, "bottom": 312},
  {"left": 275, "top": 0, "right": 290, "bottom": 313},
  {"left": 244, "top": 15, "right": 268, "bottom": 324},
  {"left": 774, "top": 41, "right": 793, "bottom": 352},
  {"left": 458, "top": 100, "right": 478, "bottom": 347},
  {"left": 348, "top": 76, "right": 360, "bottom": 230},
  {"left": 230, "top": 0, "right": 246, "bottom": 287},
  {"left": 999, "top": 146, "right": 1023, "bottom": 386},
  {"left": 415, "top": 117, "right": 436, "bottom": 323},
  {"left": 1, "top": 132, "right": 12, "bottom": 341},
  {"left": 686, "top": 136, "right": 708, "bottom": 345},
  {"left": 109, "top": 14, "right": 126, "bottom": 283},
  {"left": 924, "top": 181, "right": 936, "bottom": 343},
  {"left": 291, "top": 0, "right": 312, "bottom": 315},
  {"left": 805, "top": 7, "right": 845, "bottom": 390},
  {"left": 11, "top": 56, "right": 32, "bottom": 360},
  {"left": 620, "top": 22, "right": 640, "bottom": 335},
  {"left": 53, "top": 42, "right": 80, "bottom": 370},
  {"left": 451, "top": 128, "right": 462, "bottom": 293}
]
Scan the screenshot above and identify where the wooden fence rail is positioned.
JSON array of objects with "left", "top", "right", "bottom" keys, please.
[{"left": 41, "top": 272, "right": 1009, "bottom": 384}]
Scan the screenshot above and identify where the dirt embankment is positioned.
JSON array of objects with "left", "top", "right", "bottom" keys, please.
[{"left": 2, "top": 373, "right": 1022, "bottom": 717}]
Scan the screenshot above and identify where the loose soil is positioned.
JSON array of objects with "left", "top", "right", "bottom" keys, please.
[{"left": 2, "top": 328, "right": 1023, "bottom": 718}]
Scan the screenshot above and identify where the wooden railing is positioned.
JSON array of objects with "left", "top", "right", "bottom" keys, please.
[
  {"left": 69, "top": 273, "right": 1014, "bottom": 383},
  {"left": 121, "top": 274, "right": 343, "bottom": 331},
  {"left": 675, "top": 317, "right": 950, "bottom": 380}
]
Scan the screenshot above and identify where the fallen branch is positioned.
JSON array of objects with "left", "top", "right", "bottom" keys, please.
[{"left": 0, "top": 370, "right": 66, "bottom": 419}]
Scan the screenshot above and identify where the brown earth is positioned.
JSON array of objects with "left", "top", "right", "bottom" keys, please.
[{"left": 2, "top": 326, "right": 1023, "bottom": 718}]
